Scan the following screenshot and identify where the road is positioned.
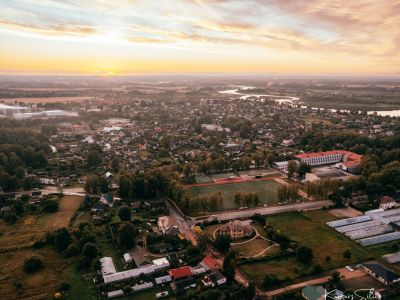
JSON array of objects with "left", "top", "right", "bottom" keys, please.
[
  {"left": 262, "top": 268, "right": 366, "bottom": 298},
  {"left": 165, "top": 197, "right": 198, "bottom": 246},
  {"left": 26, "top": 186, "right": 86, "bottom": 196},
  {"left": 203, "top": 200, "right": 332, "bottom": 222}
]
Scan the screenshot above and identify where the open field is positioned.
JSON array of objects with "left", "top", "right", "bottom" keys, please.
[
  {"left": 0, "top": 247, "right": 70, "bottom": 300},
  {"left": 46, "top": 195, "right": 83, "bottom": 230},
  {"left": 240, "top": 210, "right": 372, "bottom": 284},
  {"left": 188, "top": 179, "right": 280, "bottom": 210},
  {"left": 2, "top": 96, "right": 92, "bottom": 104},
  {"left": 267, "top": 211, "right": 371, "bottom": 268},
  {"left": 0, "top": 195, "right": 84, "bottom": 299}
]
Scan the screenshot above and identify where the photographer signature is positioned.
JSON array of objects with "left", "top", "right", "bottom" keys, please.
[{"left": 325, "top": 288, "right": 381, "bottom": 300}]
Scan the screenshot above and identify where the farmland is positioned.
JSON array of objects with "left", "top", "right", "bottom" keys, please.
[{"left": 187, "top": 179, "right": 281, "bottom": 210}]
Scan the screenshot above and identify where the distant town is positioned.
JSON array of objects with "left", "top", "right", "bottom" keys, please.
[{"left": 0, "top": 76, "right": 400, "bottom": 300}]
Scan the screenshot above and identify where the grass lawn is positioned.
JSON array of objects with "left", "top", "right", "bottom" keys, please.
[
  {"left": 95, "top": 228, "right": 124, "bottom": 271},
  {"left": 232, "top": 237, "right": 276, "bottom": 257},
  {"left": 267, "top": 210, "right": 371, "bottom": 268},
  {"left": 240, "top": 256, "right": 301, "bottom": 283},
  {"left": 62, "top": 264, "right": 97, "bottom": 300},
  {"left": 188, "top": 179, "right": 280, "bottom": 211},
  {"left": 239, "top": 210, "right": 372, "bottom": 285},
  {"left": 120, "top": 286, "right": 176, "bottom": 300},
  {"left": 203, "top": 224, "right": 220, "bottom": 238}
]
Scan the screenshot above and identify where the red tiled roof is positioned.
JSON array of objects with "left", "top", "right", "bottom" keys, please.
[
  {"left": 381, "top": 196, "right": 395, "bottom": 204},
  {"left": 169, "top": 266, "right": 193, "bottom": 279},
  {"left": 202, "top": 256, "right": 219, "bottom": 269},
  {"left": 295, "top": 150, "right": 362, "bottom": 161},
  {"left": 342, "top": 160, "right": 360, "bottom": 167}
]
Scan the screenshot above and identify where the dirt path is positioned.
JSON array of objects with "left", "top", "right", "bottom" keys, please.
[
  {"left": 46, "top": 195, "right": 83, "bottom": 230},
  {"left": 262, "top": 268, "right": 365, "bottom": 298},
  {"left": 330, "top": 207, "right": 363, "bottom": 218}
]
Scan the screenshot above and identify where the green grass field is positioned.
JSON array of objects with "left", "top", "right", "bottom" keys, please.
[
  {"left": 188, "top": 180, "right": 280, "bottom": 210},
  {"left": 240, "top": 210, "right": 372, "bottom": 284}
]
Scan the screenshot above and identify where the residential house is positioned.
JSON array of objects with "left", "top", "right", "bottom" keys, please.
[
  {"left": 202, "top": 271, "right": 226, "bottom": 287},
  {"left": 380, "top": 196, "right": 396, "bottom": 210},
  {"left": 219, "top": 220, "right": 253, "bottom": 240},
  {"left": 362, "top": 261, "right": 400, "bottom": 285}
]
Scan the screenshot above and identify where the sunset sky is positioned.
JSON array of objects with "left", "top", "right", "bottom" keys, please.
[{"left": 1, "top": 0, "right": 399, "bottom": 75}]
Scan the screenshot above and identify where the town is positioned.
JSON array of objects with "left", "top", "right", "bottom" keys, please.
[{"left": 0, "top": 76, "right": 400, "bottom": 300}]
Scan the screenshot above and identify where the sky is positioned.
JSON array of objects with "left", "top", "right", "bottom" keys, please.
[{"left": 0, "top": 0, "right": 399, "bottom": 75}]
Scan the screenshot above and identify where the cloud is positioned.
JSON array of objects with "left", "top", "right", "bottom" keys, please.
[{"left": 0, "top": 19, "right": 96, "bottom": 37}]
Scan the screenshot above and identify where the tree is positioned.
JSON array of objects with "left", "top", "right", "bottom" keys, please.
[
  {"left": 117, "top": 222, "right": 137, "bottom": 250},
  {"left": 111, "top": 157, "right": 120, "bottom": 173},
  {"left": 214, "top": 234, "right": 231, "bottom": 254},
  {"left": 13, "top": 199, "right": 24, "bottom": 215},
  {"left": 234, "top": 192, "right": 242, "bottom": 208},
  {"left": 54, "top": 228, "right": 71, "bottom": 251},
  {"left": 118, "top": 206, "right": 132, "bottom": 222},
  {"left": 297, "top": 163, "right": 311, "bottom": 179},
  {"left": 82, "top": 242, "right": 99, "bottom": 260},
  {"left": 222, "top": 254, "right": 236, "bottom": 282},
  {"left": 84, "top": 175, "right": 100, "bottom": 194},
  {"left": 42, "top": 199, "right": 59, "bottom": 213},
  {"left": 297, "top": 246, "right": 313, "bottom": 264},
  {"left": 87, "top": 150, "right": 102, "bottom": 168},
  {"left": 3, "top": 211, "right": 17, "bottom": 224},
  {"left": 66, "top": 244, "right": 80, "bottom": 257},
  {"left": 287, "top": 160, "right": 298, "bottom": 180},
  {"left": 198, "top": 289, "right": 222, "bottom": 300},
  {"left": 343, "top": 249, "right": 352, "bottom": 260},
  {"left": 23, "top": 255, "right": 44, "bottom": 274},
  {"left": 243, "top": 282, "right": 256, "bottom": 300},
  {"left": 328, "top": 271, "right": 344, "bottom": 290}
]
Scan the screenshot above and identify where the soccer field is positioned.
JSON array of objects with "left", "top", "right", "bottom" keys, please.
[{"left": 188, "top": 179, "right": 280, "bottom": 210}]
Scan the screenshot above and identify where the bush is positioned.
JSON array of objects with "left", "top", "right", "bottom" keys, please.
[
  {"left": 66, "top": 244, "right": 80, "bottom": 257},
  {"left": 33, "top": 239, "right": 46, "bottom": 249},
  {"left": 42, "top": 199, "right": 59, "bottom": 213},
  {"left": 118, "top": 206, "right": 132, "bottom": 222},
  {"left": 59, "top": 282, "right": 71, "bottom": 291},
  {"left": 23, "top": 255, "right": 44, "bottom": 274},
  {"left": 82, "top": 242, "right": 99, "bottom": 260},
  {"left": 3, "top": 211, "right": 17, "bottom": 224}
]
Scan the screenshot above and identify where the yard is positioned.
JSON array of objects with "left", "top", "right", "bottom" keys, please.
[
  {"left": 239, "top": 210, "right": 372, "bottom": 285},
  {"left": 267, "top": 210, "right": 371, "bottom": 268},
  {"left": 232, "top": 237, "right": 277, "bottom": 258},
  {"left": 188, "top": 179, "right": 280, "bottom": 211}
]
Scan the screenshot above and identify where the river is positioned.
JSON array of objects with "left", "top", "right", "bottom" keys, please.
[{"left": 219, "top": 86, "right": 400, "bottom": 117}]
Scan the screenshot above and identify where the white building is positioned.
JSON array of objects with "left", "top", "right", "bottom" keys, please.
[{"left": 100, "top": 257, "right": 117, "bottom": 276}]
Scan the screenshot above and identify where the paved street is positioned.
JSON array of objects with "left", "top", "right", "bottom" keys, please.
[{"left": 203, "top": 200, "right": 332, "bottom": 222}]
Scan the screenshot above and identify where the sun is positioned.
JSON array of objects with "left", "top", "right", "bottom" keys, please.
[{"left": 103, "top": 71, "right": 115, "bottom": 77}]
